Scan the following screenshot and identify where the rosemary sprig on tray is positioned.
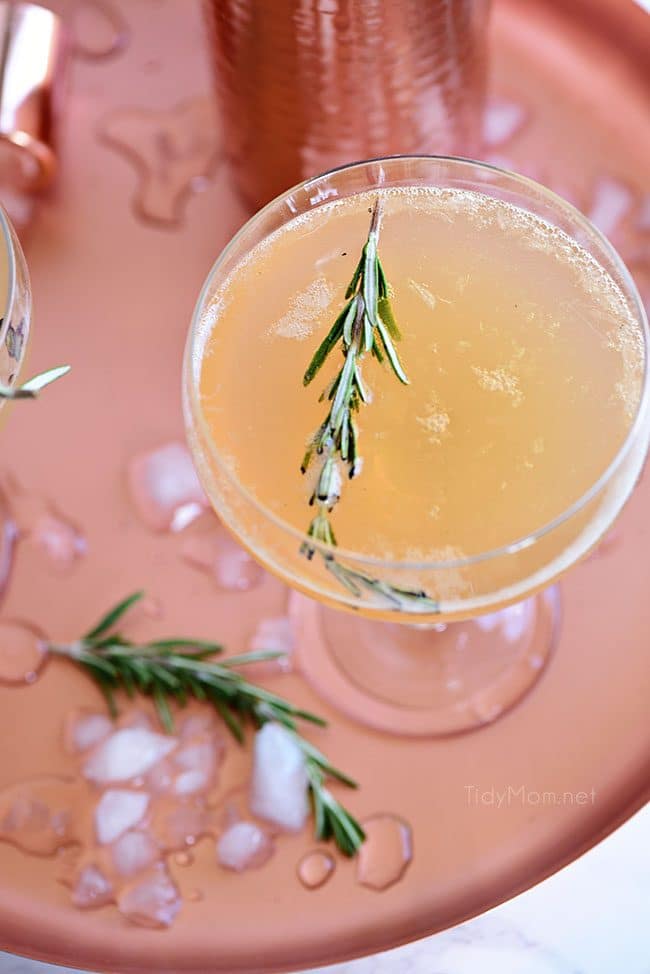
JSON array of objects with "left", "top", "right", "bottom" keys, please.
[
  {"left": 47, "top": 591, "right": 365, "bottom": 856},
  {"left": 301, "top": 200, "right": 439, "bottom": 613},
  {"left": 0, "top": 364, "right": 70, "bottom": 400}
]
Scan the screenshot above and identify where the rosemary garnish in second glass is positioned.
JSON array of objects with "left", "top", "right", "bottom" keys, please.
[
  {"left": 47, "top": 591, "right": 365, "bottom": 856},
  {"left": 0, "top": 364, "right": 70, "bottom": 400},
  {"left": 301, "top": 199, "right": 439, "bottom": 612}
]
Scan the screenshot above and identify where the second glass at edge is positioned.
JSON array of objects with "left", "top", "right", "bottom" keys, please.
[{"left": 183, "top": 157, "right": 650, "bottom": 736}]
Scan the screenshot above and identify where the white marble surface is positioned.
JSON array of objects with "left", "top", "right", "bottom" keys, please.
[{"left": 0, "top": 803, "right": 647, "bottom": 974}]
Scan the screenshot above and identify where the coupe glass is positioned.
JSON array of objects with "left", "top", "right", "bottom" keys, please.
[
  {"left": 0, "top": 204, "right": 31, "bottom": 405},
  {"left": 0, "top": 205, "right": 31, "bottom": 604},
  {"left": 183, "top": 157, "right": 649, "bottom": 737}
]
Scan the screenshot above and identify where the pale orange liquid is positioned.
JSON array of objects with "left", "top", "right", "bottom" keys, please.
[{"left": 197, "top": 188, "right": 642, "bottom": 563}]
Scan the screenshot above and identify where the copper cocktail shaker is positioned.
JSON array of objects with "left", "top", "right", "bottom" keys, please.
[{"left": 206, "top": 0, "right": 489, "bottom": 209}]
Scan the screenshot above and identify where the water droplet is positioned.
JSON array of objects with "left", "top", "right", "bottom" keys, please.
[
  {"left": 298, "top": 850, "right": 335, "bottom": 889},
  {"left": 174, "top": 850, "right": 193, "bottom": 867},
  {"left": 99, "top": 98, "right": 221, "bottom": 226},
  {"left": 356, "top": 815, "right": 412, "bottom": 891},
  {"left": 187, "top": 888, "right": 203, "bottom": 902},
  {"left": 0, "top": 619, "right": 47, "bottom": 685}
]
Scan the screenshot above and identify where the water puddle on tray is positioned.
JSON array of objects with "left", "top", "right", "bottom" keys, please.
[
  {"left": 0, "top": 472, "right": 86, "bottom": 574},
  {"left": 98, "top": 98, "right": 221, "bottom": 227}
]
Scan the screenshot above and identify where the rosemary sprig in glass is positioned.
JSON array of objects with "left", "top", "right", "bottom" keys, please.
[
  {"left": 47, "top": 591, "right": 365, "bottom": 856},
  {"left": 301, "top": 200, "right": 439, "bottom": 613},
  {"left": 0, "top": 364, "right": 70, "bottom": 400}
]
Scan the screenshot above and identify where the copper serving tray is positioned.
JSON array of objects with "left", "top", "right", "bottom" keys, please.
[{"left": 0, "top": 0, "right": 648, "bottom": 970}]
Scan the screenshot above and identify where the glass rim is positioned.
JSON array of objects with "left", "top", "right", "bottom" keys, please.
[
  {"left": 0, "top": 205, "right": 17, "bottom": 346},
  {"left": 185, "top": 154, "right": 650, "bottom": 572}
]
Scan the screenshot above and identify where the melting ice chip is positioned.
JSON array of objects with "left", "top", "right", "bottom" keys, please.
[
  {"left": 171, "top": 733, "right": 223, "bottom": 795},
  {"left": 71, "top": 865, "right": 113, "bottom": 909},
  {"left": 31, "top": 513, "right": 87, "bottom": 570},
  {"left": 217, "top": 821, "right": 274, "bottom": 872},
  {"left": 245, "top": 616, "right": 295, "bottom": 677},
  {"left": 83, "top": 728, "right": 176, "bottom": 784},
  {"left": 483, "top": 99, "right": 526, "bottom": 147},
  {"left": 111, "top": 830, "right": 158, "bottom": 877},
  {"left": 64, "top": 710, "right": 112, "bottom": 753},
  {"left": 127, "top": 442, "right": 208, "bottom": 532},
  {"left": 250, "top": 723, "right": 308, "bottom": 832},
  {"left": 182, "top": 525, "right": 264, "bottom": 592},
  {"left": 117, "top": 864, "right": 181, "bottom": 928},
  {"left": 95, "top": 789, "right": 150, "bottom": 845},
  {"left": 588, "top": 178, "right": 634, "bottom": 238}
]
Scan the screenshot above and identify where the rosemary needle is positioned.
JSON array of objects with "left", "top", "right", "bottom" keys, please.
[{"left": 0, "top": 364, "right": 70, "bottom": 400}]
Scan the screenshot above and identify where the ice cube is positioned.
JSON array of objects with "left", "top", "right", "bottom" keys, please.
[
  {"left": 31, "top": 513, "right": 87, "bottom": 570},
  {"left": 118, "top": 710, "right": 154, "bottom": 731},
  {"left": 64, "top": 710, "right": 112, "bottom": 753},
  {"left": 246, "top": 616, "right": 294, "bottom": 675},
  {"left": 144, "top": 759, "right": 174, "bottom": 795},
  {"left": 174, "top": 770, "right": 209, "bottom": 796},
  {"left": 637, "top": 194, "right": 650, "bottom": 231},
  {"left": 149, "top": 801, "right": 211, "bottom": 850},
  {"left": 589, "top": 178, "right": 634, "bottom": 238},
  {"left": 111, "top": 830, "right": 159, "bottom": 877},
  {"left": 483, "top": 98, "right": 526, "bottom": 147},
  {"left": 216, "top": 821, "right": 274, "bottom": 871},
  {"left": 249, "top": 723, "right": 308, "bottom": 832},
  {"left": 2, "top": 796, "right": 49, "bottom": 832},
  {"left": 117, "top": 864, "right": 181, "bottom": 928},
  {"left": 71, "top": 865, "right": 113, "bottom": 909},
  {"left": 0, "top": 777, "right": 79, "bottom": 854},
  {"left": 127, "top": 442, "right": 208, "bottom": 533},
  {"left": 172, "top": 733, "right": 223, "bottom": 795},
  {"left": 178, "top": 712, "right": 217, "bottom": 740},
  {"left": 182, "top": 526, "right": 264, "bottom": 592},
  {"left": 175, "top": 738, "right": 220, "bottom": 773},
  {"left": 95, "top": 789, "right": 150, "bottom": 845},
  {"left": 83, "top": 728, "right": 176, "bottom": 783}
]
